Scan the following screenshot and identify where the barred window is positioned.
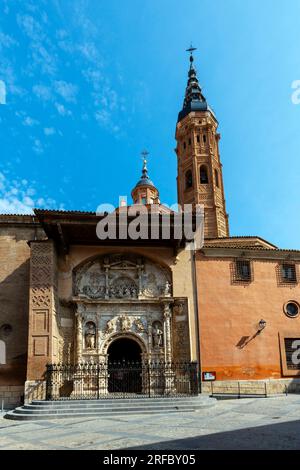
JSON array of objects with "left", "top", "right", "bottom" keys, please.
[
  {"left": 235, "top": 259, "right": 252, "bottom": 281},
  {"left": 285, "top": 338, "right": 300, "bottom": 370},
  {"left": 281, "top": 264, "right": 297, "bottom": 283}
]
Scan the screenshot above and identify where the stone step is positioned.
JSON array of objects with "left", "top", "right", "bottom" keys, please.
[
  {"left": 19, "top": 401, "right": 209, "bottom": 413},
  {"left": 5, "top": 396, "right": 216, "bottom": 421},
  {"left": 30, "top": 396, "right": 208, "bottom": 407}
]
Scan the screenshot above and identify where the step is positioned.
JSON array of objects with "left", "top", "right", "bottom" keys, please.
[
  {"left": 17, "top": 402, "right": 211, "bottom": 414},
  {"left": 5, "top": 407, "right": 201, "bottom": 421},
  {"left": 5, "top": 396, "right": 216, "bottom": 421},
  {"left": 30, "top": 396, "right": 208, "bottom": 406}
]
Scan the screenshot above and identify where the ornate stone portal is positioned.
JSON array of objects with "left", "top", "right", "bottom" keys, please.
[{"left": 73, "top": 254, "right": 180, "bottom": 364}]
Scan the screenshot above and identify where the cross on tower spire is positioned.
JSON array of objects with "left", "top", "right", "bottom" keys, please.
[{"left": 177, "top": 44, "right": 208, "bottom": 122}]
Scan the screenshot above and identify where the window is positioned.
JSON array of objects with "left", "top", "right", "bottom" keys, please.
[
  {"left": 196, "top": 135, "right": 200, "bottom": 143},
  {"left": 214, "top": 169, "right": 219, "bottom": 188},
  {"left": 284, "top": 338, "right": 300, "bottom": 370},
  {"left": 183, "top": 141, "right": 186, "bottom": 150},
  {"left": 203, "top": 134, "right": 207, "bottom": 143},
  {"left": 284, "top": 301, "right": 300, "bottom": 318},
  {"left": 185, "top": 170, "right": 193, "bottom": 189},
  {"left": 235, "top": 259, "right": 252, "bottom": 281},
  {"left": 188, "top": 138, "right": 191, "bottom": 145},
  {"left": 200, "top": 165, "right": 209, "bottom": 184},
  {"left": 281, "top": 263, "right": 297, "bottom": 283},
  {"left": 141, "top": 197, "right": 147, "bottom": 204}
]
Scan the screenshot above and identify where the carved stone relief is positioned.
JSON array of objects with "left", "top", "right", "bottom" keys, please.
[{"left": 73, "top": 254, "right": 171, "bottom": 300}]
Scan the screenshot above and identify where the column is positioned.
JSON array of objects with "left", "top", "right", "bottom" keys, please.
[
  {"left": 163, "top": 302, "right": 172, "bottom": 362},
  {"left": 75, "top": 309, "right": 83, "bottom": 363}
]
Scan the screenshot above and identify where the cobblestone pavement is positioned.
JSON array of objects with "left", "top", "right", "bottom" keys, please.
[{"left": 1, "top": 396, "right": 300, "bottom": 450}]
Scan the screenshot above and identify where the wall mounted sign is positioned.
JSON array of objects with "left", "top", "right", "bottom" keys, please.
[{"left": 202, "top": 371, "right": 216, "bottom": 381}]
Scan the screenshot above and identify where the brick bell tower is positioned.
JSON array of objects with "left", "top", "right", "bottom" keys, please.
[{"left": 175, "top": 47, "right": 229, "bottom": 238}]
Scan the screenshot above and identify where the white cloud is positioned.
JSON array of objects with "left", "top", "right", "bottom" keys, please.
[
  {"left": 44, "top": 127, "right": 55, "bottom": 136},
  {"left": 55, "top": 102, "right": 72, "bottom": 116},
  {"left": 0, "top": 32, "right": 18, "bottom": 49},
  {"left": 23, "top": 116, "right": 39, "bottom": 127},
  {"left": 32, "top": 84, "right": 53, "bottom": 101},
  {"left": 0, "top": 172, "right": 63, "bottom": 214},
  {"left": 32, "top": 139, "right": 44, "bottom": 154},
  {"left": 54, "top": 80, "right": 78, "bottom": 103}
]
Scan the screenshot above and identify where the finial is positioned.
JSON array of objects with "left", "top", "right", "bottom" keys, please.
[
  {"left": 141, "top": 149, "right": 149, "bottom": 167},
  {"left": 186, "top": 43, "right": 197, "bottom": 64}
]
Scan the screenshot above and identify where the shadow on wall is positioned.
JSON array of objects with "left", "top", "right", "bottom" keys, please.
[
  {"left": 0, "top": 259, "right": 30, "bottom": 386},
  {"left": 124, "top": 417, "right": 300, "bottom": 450}
]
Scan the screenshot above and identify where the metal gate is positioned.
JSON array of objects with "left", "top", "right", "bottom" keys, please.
[{"left": 45, "top": 360, "right": 199, "bottom": 400}]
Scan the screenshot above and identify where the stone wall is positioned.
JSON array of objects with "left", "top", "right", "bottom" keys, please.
[
  {"left": 202, "top": 378, "right": 300, "bottom": 395},
  {"left": 0, "top": 385, "right": 24, "bottom": 409},
  {"left": 0, "top": 216, "right": 44, "bottom": 389}
]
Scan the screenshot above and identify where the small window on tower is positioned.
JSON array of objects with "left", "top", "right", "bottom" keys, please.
[
  {"left": 214, "top": 169, "right": 219, "bottom": 188},
  {"left": 188, "top": 138, "right": 191, "bottom": 145},
  {"left": 141, "top": 197, "right": 147, "bottom": 204},
  {"left": 200, "top": 165, "right": 209, "bottom": 184},
  {"left": 203, "top": 134, "right": 207, "bottom": 143},
  {"left": 196, "top": 135, "right": 200, "bottom": 143},
  {"left": 185, "top": 170, "right": 193, "bottom": 190},
  {"left": 183, "top": 141, "right": 186, "bottom": 150}
]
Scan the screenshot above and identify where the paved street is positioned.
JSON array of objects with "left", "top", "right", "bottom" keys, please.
[{"left": 1, "top": 396, "right": 300, "bottom": 450}]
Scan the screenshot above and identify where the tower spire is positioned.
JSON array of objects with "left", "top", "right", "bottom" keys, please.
[
  {"left": 178, "top": 45, "right": 208, "bottom": 122},
  {"left": 175, "top": 47, "right": 229, "bottom": 238},
  {"left": 131, "top": 151, "right": 160, "bottom": 205},
  {"left": 140, "top": 150, "right": 150, "bottom": 182}
]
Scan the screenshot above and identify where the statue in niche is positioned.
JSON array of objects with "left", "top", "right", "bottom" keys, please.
[
  {"left": 152, "top": 322, "right": 163, "bottom": 348},
  {"left": 164, "top": 280, "right": 172, "bottom": 296},
  {"left": 85, "top": 322, "right": 96, "bottom": 349}
]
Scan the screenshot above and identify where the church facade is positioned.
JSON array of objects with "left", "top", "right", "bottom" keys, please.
[{"left": 1, "top": 52, "right": 300, "bottom": 408}]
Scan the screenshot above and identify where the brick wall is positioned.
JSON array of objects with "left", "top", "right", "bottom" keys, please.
[{"left": 0, "top": 216, "right": 44, "bottom": 389}]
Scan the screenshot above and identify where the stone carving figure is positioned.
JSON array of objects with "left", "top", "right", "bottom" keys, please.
[
  {"left": 164, "top": 280, "right": 172, "bottom": 296},
  {"left": 85, "top": 322, "right": 96, "bottom": 349},
  {"left": 135, "top": 317, "right": 146, "bottom": 333},
  {"left": 120, "top": 314, "right": 131, "bottom": 332},
  {"left": 105, "top": 317, "right": 117, "bottom": 335},
  {"left": 152, "top": 322, "right": 163, "bottom": 348}
]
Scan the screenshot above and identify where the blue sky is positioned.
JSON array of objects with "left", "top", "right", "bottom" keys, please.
[{"left": 0, "top": 0, "right": 300, "bottom": 248}]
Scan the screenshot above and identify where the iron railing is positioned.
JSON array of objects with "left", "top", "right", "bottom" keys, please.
[{"left": 45, "top": 360, "right": 199, "bottom": 400}]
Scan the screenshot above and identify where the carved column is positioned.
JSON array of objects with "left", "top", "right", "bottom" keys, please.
[
  {"left": 137, "top": 259, "right": 144, "bottom": 296},
  {"left": 27, "top": 241, "right": 57, "bottom": 382},
  {"left": 162, "top": 302, "right": 175, "bottom": 394},
  {"left": 103, "top": 258, "right": 110, "bottom": 299},
  {"left": 75, "top": 309, "right": 83, "bottom": 363},
  {"left": 163, "top": 302, "right": 172, "bottom": 362}
]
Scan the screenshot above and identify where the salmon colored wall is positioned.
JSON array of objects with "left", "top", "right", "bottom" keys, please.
[{"left": 196, "top": 253, "right": 300, "bottom": 380}]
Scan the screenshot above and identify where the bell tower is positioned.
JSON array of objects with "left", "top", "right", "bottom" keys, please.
[{"left": 175, "top": 47, "right": 229, "bottom": 238}]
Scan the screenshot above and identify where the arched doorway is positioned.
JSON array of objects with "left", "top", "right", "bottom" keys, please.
[{"left": 107, "top": 338, "right": 142, "bottom": 394}]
